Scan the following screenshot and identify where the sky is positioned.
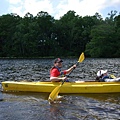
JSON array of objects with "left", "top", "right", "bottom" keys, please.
[{"left": 0, "top": 0, "right": 120, "bottom": 19}]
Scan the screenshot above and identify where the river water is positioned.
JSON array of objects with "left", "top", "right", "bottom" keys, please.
[{"left": 0, "top": 58, "right": 120, "bottom": 120}]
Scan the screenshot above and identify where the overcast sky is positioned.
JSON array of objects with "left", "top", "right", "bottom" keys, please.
[{"left": 0, "top": 0, "right": 120, "bottom": 19}]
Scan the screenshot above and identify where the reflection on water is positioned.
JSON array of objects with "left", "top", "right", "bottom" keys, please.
[{"left": 0, "top": 58, "right": 120, "bottom": 120}]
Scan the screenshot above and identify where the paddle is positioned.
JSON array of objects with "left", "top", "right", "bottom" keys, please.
[{"left": 48, "top": 52, "right": 85, "bottom": 102}]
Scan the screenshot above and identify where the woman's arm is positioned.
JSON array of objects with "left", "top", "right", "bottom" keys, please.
[
  {"left": 50, "top": 76, "right": 67, "bottom": 82},
  {"left": 105, "top": 77, "right": 120, "bottom": 82},
  {"left": 65, "top": 64, "right": 76, "bottom": 74}
]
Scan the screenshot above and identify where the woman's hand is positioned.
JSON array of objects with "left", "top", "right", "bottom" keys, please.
[
  {"left": 72, "top": 64, "right": 76, "bottom": 69},
  {"left": 61, "top": 76, "right": 67, "bottom": 81}
]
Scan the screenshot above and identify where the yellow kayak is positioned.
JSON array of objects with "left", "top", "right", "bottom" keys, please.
[{"left": 1, "top": 81, "right": 120, "bottom": 93}]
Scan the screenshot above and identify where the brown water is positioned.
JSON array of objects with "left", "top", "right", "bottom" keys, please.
[{"left": 0, "top": 58, "right": 120, "bottom": 120}]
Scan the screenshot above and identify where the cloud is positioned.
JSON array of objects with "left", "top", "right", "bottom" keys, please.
[
  {"left": 6, "top": 0, "right": 120, "bottom": 19},
  {"left": 23, "top": 0, "right": 53, "bottom": 16},
  {"left": 7, "top": 0, "right": 22, "bottom": 4},
  {"left": 8, "top": 0, "right": 54, "bottom": 17},
  {"left": 54, "top": 0, "right": 120, "bottom": 19}
]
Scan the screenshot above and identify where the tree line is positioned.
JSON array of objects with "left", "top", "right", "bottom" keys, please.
[{"left": 0, "top": 10, "right": 120, "bottom": 58}]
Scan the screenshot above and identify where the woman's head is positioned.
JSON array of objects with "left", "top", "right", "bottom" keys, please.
[
  {"left": 54, "top": 58, "right": 63, "bottom": 68},
  {"left": 97, "top": 70, "right": 108, "bottom": 77}
]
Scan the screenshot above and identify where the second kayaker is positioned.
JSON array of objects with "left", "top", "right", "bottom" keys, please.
[
  {"left": 96, "top": 70, "right": 120, "bottom": 82},
  {"left": 50, "top": 58, "right": 76, "bottom": 82}
]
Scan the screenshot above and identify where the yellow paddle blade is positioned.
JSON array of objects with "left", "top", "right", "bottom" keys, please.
[
  {"left": 110, "top": 74, "right": 116, "bottom": 79},
  {"left": 78, "top": 52, "right": 85, "bottom": 63},
  {"left": 48, "top": 85, "right": 61, "bottom": 102}
]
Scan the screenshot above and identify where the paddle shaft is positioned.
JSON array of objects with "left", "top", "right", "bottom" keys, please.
[{"left": 59, "top": 63, "right": 78, "bottom": 89}]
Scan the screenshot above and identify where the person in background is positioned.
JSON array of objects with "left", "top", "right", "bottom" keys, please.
[
  {"left": 96, "top": 70, "right": 120, "bottom": 82},
  {"left": 50, "top": 58, "right": 76, "bottom": 82}
]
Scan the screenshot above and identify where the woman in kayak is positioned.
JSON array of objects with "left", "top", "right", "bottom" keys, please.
[
  {"left": 50, "top": 58, "right": 76, "bottom": 82},
  {"left": 96, "top": 70, "right": 120, "bottom": 82}
]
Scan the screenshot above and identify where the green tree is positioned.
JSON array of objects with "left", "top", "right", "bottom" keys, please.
[
  {"left": 85, "top": 10, "right": 119, "bottom": 58},
  {"left": 12, "top": 12, "right": 38, "bottom": 57},
  {"left": 114, "top": 15, "right": 120, "bottom": 57},
  {"left": 35, "top": 11, "right": 55, "bottom": 56},
  {"left": 0, "top": 13, "right": 21, "bottom": 57},
  {"left": 85, "top": 24, "right": 117, "bottom": 57},
  {"left": 54, "top": 10, "right": 84, "bottom": 56},
  {"left": 0, "top": 10, "right": 120, "bottom": 58}
]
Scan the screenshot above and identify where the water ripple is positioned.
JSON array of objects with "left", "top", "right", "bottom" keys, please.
[{"left": 0, "top": 58, "right": 120, "bottom": 120}]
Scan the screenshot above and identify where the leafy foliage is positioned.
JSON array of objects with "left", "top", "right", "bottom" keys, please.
[{"left": 0, "top": 10, "right": 120, "bottom": 58}]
